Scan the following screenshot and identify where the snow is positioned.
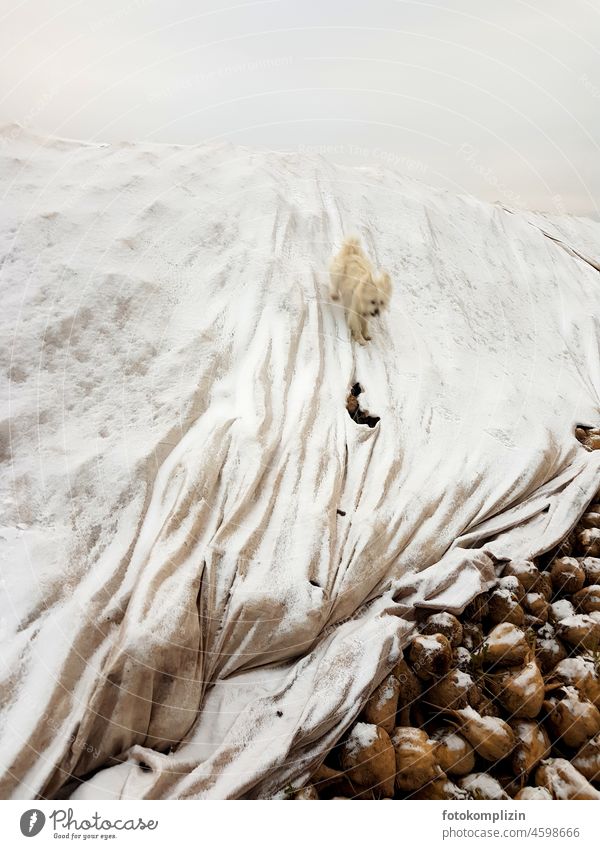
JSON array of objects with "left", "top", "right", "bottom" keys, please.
[
  {"left": 453, "top": 669, "right": 475, "bottom": 690},
  {"left": 424, "top": 612, "right": 456, "bottom": 628},
  {"left": 70, "top": 762, "right": 153, "bottom": 801},
  {"left": 374, "top": 677, "right": 397, "bottom": 708},
  {"left": 537, "top": 623, "right": 555, "bottom": 640},
  {"left": 559, "top": 614, "right": 596, "bottom": 631},
  {"left": 343, "top": 722, "right": 379, "bottom": 758},
  {"left": 574, "top": 753, "right": 595, "bottom": 771},
  {"left": 488, "top": 623, "right": 525, "bottom": 647},
  {"left": 539, "top": 758, "right": 600, "bottom": 800},
  {"left": 1, "top": 125, "right": 600, "bottom": 799},
  {"left": 513, "top": 720, "right": 536, "bottom": 747},
  {"left": 517, "top": 786, "right": 552, "bottom": 800},
  {"left": 492, "top": 588, "right": 512, "bottom": 601},
  {"left": 454, "top": 647, "right": 471, "bottom": 668},
  {"left": 459, "top": 773, "right": 508, "bottom": 800},
  {"left": 441, "top": 732, "right": 468, "bottom": 754},
  {"left": 555, "top": 657, "right": 594, "bottom": 683},
  {"left": 537, "top": 637, "right": 562, "bottom": 661},
  {"left": 498, "top": 576, "right": 521, "bottom": 594},
  {"left": 516, "top": 662, "right": 542, "bottom": 699},
  {"left": 551, "top": 600, "right": 576, "bottom": 621},
  {"left": 559, "top": 686, "right": 595, "bottom": 719},
  {"left": 458, "top": 706, "right": 491, "bottom": 728},
  {"left": 415, "top": 635, "right": 446, "bottom": 652},
  {"left": 525, "top": 592, "right": 544, "bottom": 606}
]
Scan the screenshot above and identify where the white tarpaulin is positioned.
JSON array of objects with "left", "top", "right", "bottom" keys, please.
[{"left": 1, "top": 126, "right": 599, "bottom": 799}]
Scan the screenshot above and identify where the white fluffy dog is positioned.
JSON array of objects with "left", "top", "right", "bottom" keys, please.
[{"left": 329, "top": 237, "right": 391, "bottom": 345}]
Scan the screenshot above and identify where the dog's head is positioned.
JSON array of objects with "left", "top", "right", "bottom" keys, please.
[{"left": 359, "top": 271, "right": 391, "bottom": 317}]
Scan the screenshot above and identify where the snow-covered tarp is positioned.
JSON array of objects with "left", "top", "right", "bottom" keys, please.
[{"left": 1, "top": 125, "right": 599, "bottom": 799}]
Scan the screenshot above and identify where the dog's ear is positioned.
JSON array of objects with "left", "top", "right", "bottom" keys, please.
[
  {"left": 379, "top": 271, "right": 392, "bottom": 298},
  {"left": 343, "top": 235, "right": 361, "bottom": 254}
]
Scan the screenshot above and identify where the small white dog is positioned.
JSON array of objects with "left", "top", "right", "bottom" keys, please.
[{"left": 329, "top": 237, "right": 391, "bottom": 345}]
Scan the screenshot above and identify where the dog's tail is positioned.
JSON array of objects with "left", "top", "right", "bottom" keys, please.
[{"left": 339, "top": 235, "right": 361, "bottom": 256}]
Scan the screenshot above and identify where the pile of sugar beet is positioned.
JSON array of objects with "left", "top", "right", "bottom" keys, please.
[{"left": 294, "top": 427, "right": 600, "bottom": 800}]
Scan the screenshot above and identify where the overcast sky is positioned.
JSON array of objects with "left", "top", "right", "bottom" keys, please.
[{"left": 1, "top": 0, "right": 598, "bottom": 217}]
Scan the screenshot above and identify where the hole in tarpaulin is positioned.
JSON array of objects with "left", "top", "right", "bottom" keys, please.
[
  {"left": 575, "top": 422, "right": 600, "bottom": 451},
  {"left": 346, "top": 382, "right": 380, "bottom": 428}
]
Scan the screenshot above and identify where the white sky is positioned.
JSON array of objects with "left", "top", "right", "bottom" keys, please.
[{"left": 1, "top": 0, "right": 599, "bottom": 217}]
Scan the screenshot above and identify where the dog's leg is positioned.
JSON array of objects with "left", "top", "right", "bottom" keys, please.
[
  {"left": 348, "top": 312, "right": 367, "bottom": 345},
  {"left": 360, "top": 316, "right": 371, "bottom": 342},
  {"left": 329, "top": 270, "right": 340, "bottom": 301},
  {"left": 348, "top": 291, "right": 367, "bottom": 345}
]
